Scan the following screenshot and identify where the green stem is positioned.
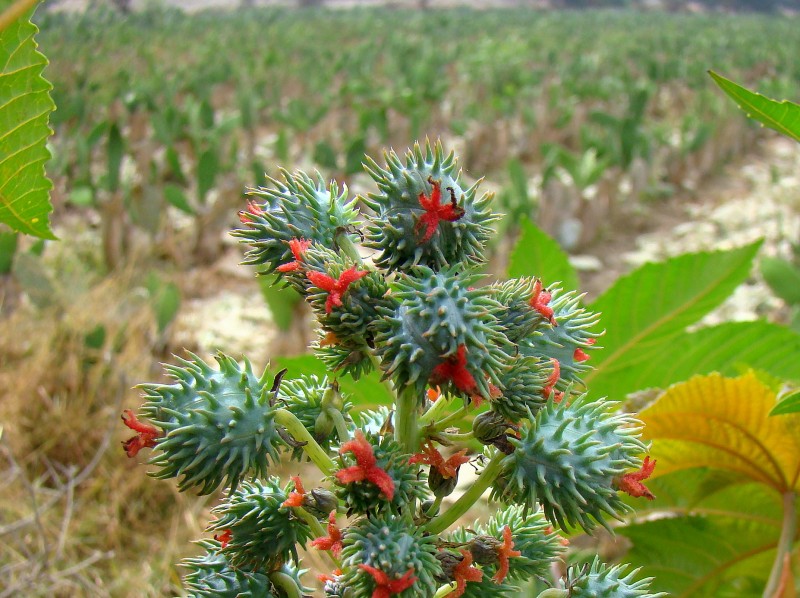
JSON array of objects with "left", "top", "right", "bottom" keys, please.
[
  {"left": 425, "top": 451, "right": 505, "bottom": 535},
  {"left": 395, "top": 387, "right": 419, "bottom": 452},
  {"left": 432, "top": 405, "right": 469, "bottom": 432},
  {"left": 274, "top": 408, "right": 336, "bottom": 476},
  {"left": 329, "top": 408, "right": 350, "bottom": 444},
  {"left": 434, "top": 582, "right": 457, "bottom": 598},
  {"left": 336, "top": 231, "right": 363, "bottom": 264},
  {"left": 293, "top": 506, "right": 341, "bottom": 568},
  {"left": 418, "top": 394, "right": 454, "bottom": 426},
  {"left": 268, "top": 571, "right": 303, "bottom": 598},
  {"left": 440, "top": 431, "right": 474, "bottom": 442},
  {"left": 425, "top": 495, "right": 443, "bottom": 518},
  {"left": 764, "top": 491, "right": 796, "bottom": 598}
]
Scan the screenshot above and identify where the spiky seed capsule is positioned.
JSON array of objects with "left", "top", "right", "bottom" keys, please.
[
  {"left": 374, "top": 265, "right": 508, "bottom": 402},
  {"left": 493, "top": 395, "right": 647, "bottom": 533},
  {"left": 566, "top": 557, "right": 667, "bottom": 597},
  {"left": 490, "top": 354, "right": 550, "bottom": 422},
  {"left": 181, "top": 539, "right": 279, "bottom": 598},
  {"left": 138, "top": 353, "right": 281, "bottom": 495},
  {"left": 207, "top": 477, "right": 313, "bottom": 571},
  {"left": 341, "top": 514, "right": 441, "bottom": 597},
  {"left": 362, "top": 140, "right": 498, "bottom": 272}
]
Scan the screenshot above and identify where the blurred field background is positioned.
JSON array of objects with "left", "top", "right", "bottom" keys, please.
[{"left": 1, "top": 1, "right": 800, "bottom": 595}]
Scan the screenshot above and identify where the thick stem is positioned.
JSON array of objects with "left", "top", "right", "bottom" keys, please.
[
  {"left": 292, "top": 506, "right": 341, "bottom": 568},
  {"left": 764, "top": 491, "right": 796, "bottom": 598},
  {"left": 269, "top": 571, "right": 303, "bottom": 598},
  {"left": 432, "top": 404, "right": 469, "bottom": 432},
  {"left": 418, "top": 394, "right": 454, "bottom": 427},
  {"left": 395, "top": 387, "right": 419, "bottom": 452},
  {"left": 336, "top": 231, "right": 362, "bottom": 264},
  {"left": 274, "top": 408, "right": 336, "bottom": 476},
  {"left": 329, "top": 408, "right": 350, "bottom": 445},
  {"left": 425, "top": 451, "right": 505, "bottom": 535}
]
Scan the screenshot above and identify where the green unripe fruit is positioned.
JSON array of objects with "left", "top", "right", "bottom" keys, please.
[
  {"left": 181, "top": 539, "right": 277, "bottom": 598},
  {"left": 566, "top": 557, "right": 666, "bottom": 597}
]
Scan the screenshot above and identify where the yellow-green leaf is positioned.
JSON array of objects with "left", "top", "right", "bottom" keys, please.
[{"left": 639, "top": 372, "right": 800, "bottom": 493}]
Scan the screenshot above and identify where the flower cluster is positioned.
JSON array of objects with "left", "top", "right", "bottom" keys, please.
[{"left": 122, "top": 142, "right": 660, "bottom": 597}]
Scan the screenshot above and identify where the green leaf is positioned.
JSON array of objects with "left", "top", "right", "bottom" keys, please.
[
  {"left": 0, "top": 4, "right": 55, "bottom": 239},
  {"left": 313, "top": 141, "right": 338, "bottom": 171},
  {"left": 258, "top": 277, "right": 301, "bottom": 331},
  {"left": 586, "top": 242, "right": 762, "bottom": 397},
  {"left": 507, "top": 216, "right": 579, "bottom": 290},
  {"left": 83, "top": 324, "right": 106, "bottom": 350},
  {"left": 760, "top": 256, "right": 800, "bottom": 305},
  {"left": 146, "top": 273, "right": 181, "bottom": 334},
  {"left": 163, "top": 184, "right": 194, "bottom": 215},
  {"left": 770, "top": 389, "right": 800, "bottom": 417},
  {"left": 0, "top": 228, "right": 17, "bottom": 274},
  {"left": 196, "top": 147, "right": 218, "bottom": 203},
  {"left": 709, "top": 71, "right": 800, "bottom": 144},
  {"left": 275, "top": 354, "right": 393, "bottom": 410},
  {"left": 590, "top": 320, "right": 800, "bottom": 401},
  {"left": 67, "top": 186, "right": 94, "bottom": 207}
]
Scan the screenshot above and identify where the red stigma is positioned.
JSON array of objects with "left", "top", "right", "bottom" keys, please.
[
  {"left": 336, "top": 431, "right": 395, "bottom": 500},
  {"left": 415, "top": 177, "right": 465, "bottom": 243},
  {"left": 359, "top": 564, "right": 417, "bottom": 598},
  {"left": 311, "top": 510, "right": 343, "bottom": 558},
  {"left": 450, "top": 549, "right": 483, "bottom": 597},
  {"left": 121, "top": 410, "right": 161, "bottom": 457},
  {"left": 410, "top": 441, "right": 470, "bottom": 480},
  {"left": 617, "top": 456, "right": 657, "bottom": 500},
  {"left": 542, "top": 358, "right": 561, "bottom": 400},
  {"left": 277, "top": 238, "right": 312, "bottom": 273},
  {"left": 530, "top": 279, "right": 556, "bottom": 325},
  {"left": 238, "top": 199, "right": 264, "bottom": 224},
  {"left": 214, "top": 529, "right": 232, "bottom": 549},
  {"left": 431, "top": 345, "right": 483, "bottom": 404},
  {"left": 492, "top": 526, "right": 522, "bottom": 583},
  {"left": 307, "top": 266, "right": 369, "bottom": 313},
  {"left": 281, "top": 475, "right": 306, "bottom": 508}
]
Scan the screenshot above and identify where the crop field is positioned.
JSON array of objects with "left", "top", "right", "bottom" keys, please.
[{"left": 1, "top": 5, "right": 800, "bottom": 597}]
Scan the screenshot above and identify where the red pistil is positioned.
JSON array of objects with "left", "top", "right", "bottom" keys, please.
[
  {"left": 238, "top": 199, "right": 264, "bottom": 224},
  {"left": 318, "top": 568, "right": 342, "bottom": 584},
  {"left": 617, "top": 456, "right": 657, "bottom": 500},
  {"left": 336, "top": 431, "right": 395, "bottom": 500},
  {"left": 450, "top": 549, "right": 483, "bottom": 597},
  {"left": 545, "top": 526, "right": 570, "bottom": 547},
  {"left": 542, "top": 358, "right": 561, "bottom": 400},
  {"left": 492, "top": 526, "right": 521, "bottom": 583},
  {"left": 121, "top": 410, "right": 161, "bottom": 457},
  {"left": 530, "top": 279, "right": 556, "bottom": 325},
  {"left": 359, "top": 564, "right": 417, "bottom": 598},
  {"left": 311, "top": 510, "right": 343, "bottom": 558},
  {"left": 277, "top": 238, "right": 312, "bottom": 273},
  {"left": 214, "top": 529, "right": 232, "bottom": 549},
  {"left": 307, "top": 266, "right": 369, "bottom": 314},
  {"left": 427, "top": 386, "right": 442, "bottom": 402},
  {"left": 410, "top": 441, "right": 470, "bottom": 479},
  {"left": 415, "top": 177, "right": 465, "bottom": 243},
  {"left": 282, "top": 475, "right": 306, "bottom": 508},
  {"left": 431, "top": 345, "right": 481, "bottom": 403},
  {"left": 573, "top": 338, "right": 596, "bottom": 363}
]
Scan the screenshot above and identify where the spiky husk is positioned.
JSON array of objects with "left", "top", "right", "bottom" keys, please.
[
  {"left": 434, "top": 549, "right": 516, "bottom": 598},
  {"left": 334, "top": 432, "right": 428, "bottom": 516},
  {"left": 444, "top": 505, "right": 562, "bottom": 591},
  {"left": 181, "top": 539, "right": 277, "bottom": 597},
  {"left": 566, "top": 557, "right": 666, "bottom": 597},
  {"left": 519, "top": 289, "right": 601, "bottom": 392},
  {"left": 351, "top": 407, "right": 393, "bottom": 436},
  {"left": 490, "top": 354, "right": 550, "bottom": 422},
  {"left": 374, "top": 266, "right": 508, "bottom": 402},
  {"left": 278, "top": 375, "right": 352, "bottom": 461},
  {"left": 493, "top": 396, "right": 646, "bottom": 533},
  {"left": 302, "top": 245, "right": 395, "bottom": 344},
  {"left": 341, "top": 514, "right": 441, "bottom": 598},
  {"left": 138, "top": 353, "right": 281, "bottom": 495},
  {"left": 207, "top": 477, "right": 313, "bottom": 571},
  {"left": 491, "top": 278, "right": 552, "bottom": 343},
  {"left": 233, "top": 170, "right": 360, "bottom": 276},
  {"left": 314, "top": 334, "right": 374, "bottom": 380},
  {"left": 362, "top": 140, "right": 497, "bottom": 272}
]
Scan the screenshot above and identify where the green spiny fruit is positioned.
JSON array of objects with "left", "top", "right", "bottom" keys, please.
[
  {"left": 491, "top": 278, "right": 552, "bottom": 343},
  {"left": 374, "top": 265, "right": 508, "bottom": 402},
  {"left": 334, "top": 431, "right": 428, "bottom": 516},
  {"left": 341, "top": 514, "right": 441, "bottom": 598},
  {"left": 314, "top": 333, "right": 374, "bottom": 380},
  {"left": 139, "top": 353, "right": 282, "bottom": 495},
  {"left": 351, "top": 407, "right": 393, "bottom": 436},
  {"left": 233, "top": 170, "right": 360, "bottom": 276},
  {"left": 434, "top": 548, "right": 517, "bottom": 598},
  {"left": 490, "top": 354, "right": 550, "bottom": 422},
  {"left": 493, "top": 395, "right": 646, "bottom": 533},
  {"left": 565, "top": 557, "right": 666, "bottom": 597},
  {"left": 519, "top": 289, "right": 601, "bottom": 393},
  {"left": 278, "top": 375, "right": 352, "bottom": 461},
  {"left": 181, "top": 539, "right": 277, "bottom": 598},
  {"left": 207, "top": 477, "right": 312, "bottom": 571},
  {"left": 362, "top": 140, "right": 497, "bottom": 272}
]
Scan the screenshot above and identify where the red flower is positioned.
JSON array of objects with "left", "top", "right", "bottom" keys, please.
[
  {"left": 492, "top": 526, "right": 521, "bottom": 583},
  {"left": 214, "top": 529, "right": 232, "bottom": 549},
  {"left": 431, "top": 345, "right": 482, "bottom": 403},
  {"left": 359, "top": 564, "right": 417, "bottom": 598},
  {"left": 238, "top": 199, "right": 264, "bottom": 224},
  {"left": 541, "top": 358, "right": 561, "bottom": 400},
  {"left": 277, "top": 238, "right": 312, "bottom": 273},
  {"left": 311, "top": 510, "right": 343, "bottom": 558},
  {"left": 427, "top": 386, "right": 442, "bottom": 402},
  {"left": 530, "top": 279, "right": 556, "bottom": 325},
  {"left": 573, "top": 338, "right": 596, "bottom": 363},
  {"left": 336, "top": 431, "right": 395, "bottom": 500},
  {"left": 121, "top": 410, "right": 161, "bottom": 457},
  {"left": 450, "top": 549, "right": 483, "bottom": 597},
  {"left": 307, "top": 266, "right": 369, "bottom": 314},
  {"left": 617, "top": 456, "right": 657, "bottom": 500},
  {"left": 415, "top": 177, "right": 465, "bottom": 243},
  {"left": 282, "top": 475, "right": 306, "bottom": 508},
  {"left": 410, "top": 441, "right": 470, "bottom": 480},
  {"left": 318, "top": 568, "right": 342, "bottom": 584}
]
